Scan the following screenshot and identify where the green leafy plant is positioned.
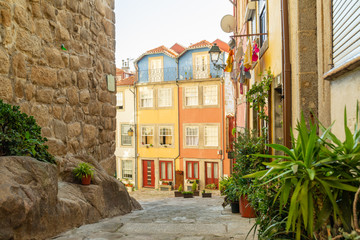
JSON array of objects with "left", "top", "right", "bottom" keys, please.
[
  {"left": 73, "top": 162, "right": 95, "bottom": 180},
  {"left": 205, "top": 183, "right": 216, "bottom": 189},
  {"left": 192, "top": 181, "right": 198, "bottom": 191},
  {"left": 182, "top": 191, "right": 193, "bottom": 194},
  {"left": 246, "top": 69, "right": 273, "bottom": 123},
  {"left": 244, "top": 113, "right": 360, "bottom": 240},
  {"left": 178, "top": 184, "right": 183, "bottom": 192},
  {"left": 0, "top": 100, "right": 55, "bottom": 163}
]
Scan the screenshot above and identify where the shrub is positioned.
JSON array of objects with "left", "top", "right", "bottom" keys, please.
[
  {"left": 178, "top": 184, "right": 183, "bottom": 192},
  {"left": 0, "top": 100, "right": 55, "bottom": 164},
  {"left": 192, "top": 181, "right": 197, "bottom": 191}
]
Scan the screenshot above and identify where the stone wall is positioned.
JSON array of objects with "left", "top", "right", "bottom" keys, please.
[{"left": 0, "top": 0, "right": 116, "bottom": 174}]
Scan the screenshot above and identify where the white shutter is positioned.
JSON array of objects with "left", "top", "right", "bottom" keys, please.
[{"left": 332, "top": 0, "right": 360, "bottom": 67}]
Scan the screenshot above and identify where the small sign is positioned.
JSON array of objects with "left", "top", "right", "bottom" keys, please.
[{"left": 106, "top": 74, "right": 115, "bottom": 92}]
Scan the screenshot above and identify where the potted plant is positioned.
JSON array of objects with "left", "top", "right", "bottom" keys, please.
[
  {"left": 182, "top": 191, "right": 193, "bottom": 198},
  {"left": 202, "top": 189, "right": 212, "bottom": 198},
  {"left": 174, "top": 184, "right": 183, "bottom": 197},
  {"left": 192, "top": 181, "right": 199, "bottom": 196},
  {"left": 73, "top": 162, "right": 95, "bottom": 185},
  {"left": 222, "top": 176, "right": 240, "bottom": 213}
]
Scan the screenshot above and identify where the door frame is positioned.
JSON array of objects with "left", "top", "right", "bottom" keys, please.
[{"left": 205, "top": 161, "right": 219, "bottom": 188}]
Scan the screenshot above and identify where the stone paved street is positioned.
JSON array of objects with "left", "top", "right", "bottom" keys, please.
[{"left": 52, "top": 189, "right": 256, "bottom": 240}]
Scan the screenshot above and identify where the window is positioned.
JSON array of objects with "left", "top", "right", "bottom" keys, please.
[
  {"left": 158, "top": 88, "right": 172, "bottom": 107},
  {"left": 193, "top": 53, "right": 209, "bottom": 79},
  {"left": 116, "top": 92, "right": 123, "bottom": 109},
  {"left": 149, "top": 58, "right": 163, "bottom": 82},
  {"left": 204, "top": 126, "right": 218, "bottom": 147},
  {"left": 122, "top": 160, "right": 132, "bottom": 179},
  {"left": 186, "top": 161, "right": 199, "bottom": 179},
  {"left": 332, "top": 1, "right": 360, "bottom": 67},
  {"left": 185, "top": 87, "right": 198, "bottom": 106},
  {"left": 159, "top": 126, "right": 173, "bottom": 146},
  {"left": 140, "top": 88, "right": 153, "bottom": 108},
  {"left": 141, "top": 126, "right": 154, "bottom": 145},
  {"left": 259, "top": 0, "right": 267, "bottom": 48},
  {"left": 185, "top": 126, "right": 199, "bottom": 146},
  {"left": 203, "top": 85, "right": 218, "bottom": 105},
  {"left": 160, "top": 161, "right": 173, "bottom": 180},
  {"left": 121, "top": 124, "right": 132, "bottom": 146}
]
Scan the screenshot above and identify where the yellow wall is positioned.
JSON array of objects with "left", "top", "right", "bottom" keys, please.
[{"left": 136, "top": 82, "right": 180, "bottom": 186}]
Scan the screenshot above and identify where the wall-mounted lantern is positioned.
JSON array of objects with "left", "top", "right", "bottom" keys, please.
[
  {"left": 209, "top": 43, "right": 225, "bottom": 70},
  {"left": 127, "top": 128, "right": 134, "bottom": 137}
]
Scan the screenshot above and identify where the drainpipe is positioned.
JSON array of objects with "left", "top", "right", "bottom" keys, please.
[
  {"left": 281, "top": 0, "right": 292, "bottom": 148},
  {"left": 220, "top": 75, "right": 225, "bottom": 177},
  {"left": 133, "top": 63, "right": 139, "bottom": 188},
  {"left": 174, "top": 58, "right": 180, "bottom": 187}
]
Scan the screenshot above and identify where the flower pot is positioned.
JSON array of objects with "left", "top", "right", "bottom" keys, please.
[
  {"left": 183, "top": 193, "right": 193, "bottom": 198},
  {"left": 193, "top": 190, "right": 199, "bottom": 196},
  {"left": 240, "top": 195, "right": 256, "bottom": 218},
  {"left": 230, "top": 201, "right": 240, "bottom": 213},
  {"left": 174, "top": 191, "right": 183, "bottom": 197},
  {"left": 81, "top": 175, "right": 91, "bottom": 185},
  {"left": 202, "top": 193, "right": 212, "bottom": 198}
]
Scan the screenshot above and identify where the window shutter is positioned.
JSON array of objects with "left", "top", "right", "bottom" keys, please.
[{"left": 332, "top": 0, "right": 360, "bottom": 67}]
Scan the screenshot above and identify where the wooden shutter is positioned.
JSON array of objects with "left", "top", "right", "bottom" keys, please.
[{"left": 332, "top": 0, "right": 360, "bottom": 67}]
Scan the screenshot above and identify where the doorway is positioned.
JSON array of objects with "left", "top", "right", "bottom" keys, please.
[
  {"left": 205, "top": 162, "right": 219, "bottom": 188},
  {"left": 142, "top": 160, "right": 155, "bottom": 188}
]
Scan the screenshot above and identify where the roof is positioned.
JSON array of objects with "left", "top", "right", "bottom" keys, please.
[
  {"left": 188, "top": 40, "right": 212, "bottom": 49},
  {"left": 116, "top": 75, "right": 136, "bottom": 86},
  {"left": 116, "top": 68, "right": 124, "bottom": 75},
  {"left": 213, "top": 39, "right": 230, "bottom": 53},
  {"left": 170, "top": 43, "right": 186, "bottom": 54},
  {"left": 134, "top": 45, "right": 178, "bottom": 64}
]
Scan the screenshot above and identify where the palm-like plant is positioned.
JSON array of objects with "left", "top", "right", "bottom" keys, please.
[{"left": 245, "top": 112, "right": 360, "bottom": 239}]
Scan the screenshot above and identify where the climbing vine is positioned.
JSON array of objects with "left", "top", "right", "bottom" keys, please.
[{"left": 246, "top": 69, "right": 273, "bottom": 123}]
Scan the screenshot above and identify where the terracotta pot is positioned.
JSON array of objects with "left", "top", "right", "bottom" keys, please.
[
  {"left": 240, "top": 195, "right": 256, "bottom": 218},
  {"left": 81, "top": 175, "right": 91, "bottom": 185}
]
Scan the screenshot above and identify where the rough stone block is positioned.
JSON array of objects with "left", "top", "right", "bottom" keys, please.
[
  {"left": 66, "top": 86, "right": 79, "bottom": 106},
  {"left": 68, "top": 122, "right": 81, "bottom": 137},
  {"left": 101, "top": 104, "right": 115, "bottom": 118},
  {"left": 102, "top": 18, "right": 114, "bottom": 38},
  {"left": 95, "top": 0, "right": 106, "bottom": 16},
  {"left": 46, "top": 138, "right": 67, "bottom": 155},
  {"left": 77, "top": 71, "right": 89, "bottom": 89},
  {"left": 63, "top": 105, "right": 74, "bottom": 123},
  {"left": 14, "top": 5, "right": 30, "bottom": 30},
  {"left": 58, "top": 68, "right": 72, "bottom": 87},
  {"left": 0, "top": 76, "right": 13, "bottom": 102},
  {"left": 83, "top": 124, "right": 98, "bottom": 148},
  {"left": 0, "top": 48, "right": 10, "bottom": 74},
  {"left": 16, "top": 28, "right": 41, "bottom": 57},
  {"left": 31, "top": 66, "right": 58, "bottom": 88},
  {"left": 30, "top": 103, "right": 51, "bottom": 127},
  {"left": 45, "top": 47, "right": 65, "bottom": 68},
  {"left": 53, "top": 105, "right": 63, "bottom": 119},
  {"left": 79, "top": 89, "right": 90, "bottom": 103},
  {"left": 36, "top": 88, "right": 54, "bottom": 104},
  {"left": 0, "top": 9, "right": 11, "bottom": 27},
  {"left": 69, "top": 55, "right": 80, "bottom": 71},
  {"left": 12, "top": 52, "right": 26, "bottom": 78},
  {"left": 56, "top": 25, "right": 70, "bottom": 41},
  {"left": 53, "top": 119, "right": 67, "bottom": 142}
]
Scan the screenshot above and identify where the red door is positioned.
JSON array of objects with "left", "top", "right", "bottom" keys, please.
[
  {"left": 205, "top": 162, "right": 219, "bottom": 188},
  {"left": 143, "top": 160, "right": 155, "bottom": 188}
]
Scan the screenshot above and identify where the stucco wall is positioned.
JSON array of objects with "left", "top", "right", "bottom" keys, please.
[
  {"left": 0, "top": 0, "right": 116, "bottom": 174},
  {"left": 330, "top": 67, "right": 360, "bottom": 140}
]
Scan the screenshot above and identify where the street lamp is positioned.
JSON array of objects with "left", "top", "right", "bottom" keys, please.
[{"left": 209, "top": 43, "right": 225, "bottom": 70}]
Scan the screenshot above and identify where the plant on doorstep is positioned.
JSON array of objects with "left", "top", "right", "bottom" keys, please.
[
  {"left": 244, "top": 108, "right": 360, "bottom": 240},
  {"left": 202, "top": 189, "right": 212, "bottom": 198},
  {"left": 182, "top": 191, "right": 194, "bottom": 198},
  {"left": 174, "top": 184, "right": 183, "bottom": 197},
  {"left": 192, "top": 181, "right": 199, "bottom": 196},
  {"left": 73, "top": 162, "right": 95, "bottom": 185}
]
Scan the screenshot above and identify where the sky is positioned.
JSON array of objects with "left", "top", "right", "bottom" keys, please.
[{"left": 114, "top": 0, "right": 234, "bottom": 70}]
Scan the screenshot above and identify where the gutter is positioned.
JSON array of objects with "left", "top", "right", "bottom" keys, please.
[
  {"left": 220, "top": 76, "right": 225, "bottom": 177},
  {"left": 281, "top": 0, "right": 292, "bottom": 148},
  {"left": 174, "top": 59, "right": 180, "bottom": 187},
  {"left": 134, "top": 63, "right": 139, "bottom": 188}
]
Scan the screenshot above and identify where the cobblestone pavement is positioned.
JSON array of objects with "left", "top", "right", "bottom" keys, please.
[{"left": 52, "top": 189, "right": 256, "bottom": 240}]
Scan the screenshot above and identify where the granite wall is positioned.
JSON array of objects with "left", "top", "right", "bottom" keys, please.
[{"left": 0, "top": 0, "right": 116, "bottom": 174}]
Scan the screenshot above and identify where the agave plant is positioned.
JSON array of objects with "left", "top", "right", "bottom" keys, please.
[{"left": 244, "top": 112, "right": 360, "bottom": 239}]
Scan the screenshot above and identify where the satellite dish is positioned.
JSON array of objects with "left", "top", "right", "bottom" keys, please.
[{"left": 220, "top": 15, "right": 235, "bottom": 33}]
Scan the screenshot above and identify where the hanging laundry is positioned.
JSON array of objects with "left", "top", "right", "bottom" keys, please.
[
  {"left": 243, "top": 39, "right": 252, "bottom": 70},
  {"left": 252, "top": 42, "right": 259, "bottom": 62},
  {"left": 225, "top": 49, "right": 234, "bottom": 72}
]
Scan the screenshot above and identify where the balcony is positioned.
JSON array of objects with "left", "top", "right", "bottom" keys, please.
[{"left": 138, "top": 64, "right": 224, "bottom": 83}]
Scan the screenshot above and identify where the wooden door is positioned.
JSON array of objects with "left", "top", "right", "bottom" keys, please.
[
  {"left": 205, "top": 162, "right": 219, "bottom": 188},
  {"left": 143, "top": 160, "right": 155, "bottom": 188}
]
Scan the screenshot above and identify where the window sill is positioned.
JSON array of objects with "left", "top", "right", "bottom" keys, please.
[
  {"left": 323, "top": 55, "right": 360, "bottom": 81},
  {"left": 259, "top": 39, "right": 269, "bottom": 59}
]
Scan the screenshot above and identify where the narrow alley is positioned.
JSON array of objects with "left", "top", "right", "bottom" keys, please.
[{"left": 52, "top": 190, "right": 255, "bottom": 240}]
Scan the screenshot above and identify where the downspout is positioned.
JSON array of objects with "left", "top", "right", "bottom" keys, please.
[
  {"left": 174, "top": 58, "right": 180, "bottom": 187},
  {"left": 220, "top": 69, "right": 225, "bottom": 177},
  {"left": 281, "top": 0, "right": 292, "bottom": 148},
  {"left": 133, "top": 63, "right": 139, "bottom": 188}
]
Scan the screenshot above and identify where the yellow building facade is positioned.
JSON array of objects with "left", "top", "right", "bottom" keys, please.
[{"left": 136, "top": 82, "right": 180, "bottom": 189}]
